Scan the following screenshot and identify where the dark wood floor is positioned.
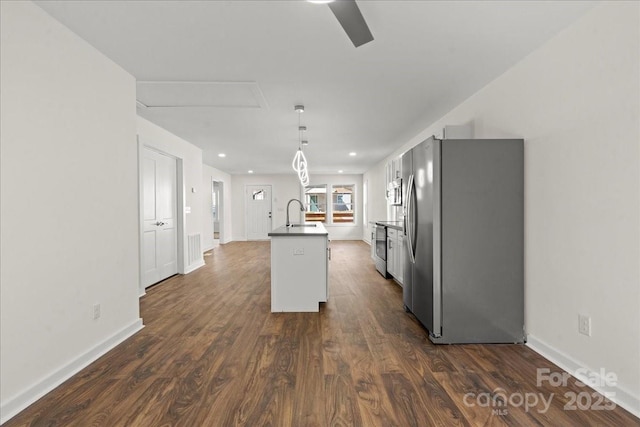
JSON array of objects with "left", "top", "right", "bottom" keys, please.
[{"left": 5, "top": 241, "right": 638, "bottom": 426}]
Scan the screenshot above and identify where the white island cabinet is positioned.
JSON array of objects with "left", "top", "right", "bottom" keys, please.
[{"left": 268, "top": 223, "right": 329, "bottom": 312}]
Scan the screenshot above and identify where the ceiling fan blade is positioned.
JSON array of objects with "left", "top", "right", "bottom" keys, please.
[{"left": 328, "top": 0, "right": 374, "bottom": 48}]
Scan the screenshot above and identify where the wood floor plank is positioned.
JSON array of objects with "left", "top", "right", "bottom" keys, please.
[
  {"left": 4, "top": 241, "right": 638, "bottom": 427},
  {"left": 101, "top": 377, "right": 178, "bottom": 426},
  {"left": 444, "top": 373, "right": 507, "bottom": 427},
  {"left": 291, "top": 313, "right": 326, "bottom": 427},
  {"left": 381, "top": 372, "right": 448, "bottom": 426},
  {"left": 321, "top": 298, "right": 352, "bottom": 376},
  {"left": 381, "top": 343, "right": 472, "bottom": 427},
  {"left": 352, "top": 299, "right": 403, "bottom": 376},
  {"left": 232, "top": 333, "right": 297, "bottom": 426},
  {"left": 342, "top": 332, "right": 401, "bottom": 426},
  {"left": 12, "top": 379, "right": 120, "bottom": 427},
  {"left": 217, "top": 334, "right": 280, "bottom": 425},
  {"left": 325, "top": 373, "right": 364, "bottom": 426},
  {"left": 81, "top": 375, "right": 168, "bottom": 427}
]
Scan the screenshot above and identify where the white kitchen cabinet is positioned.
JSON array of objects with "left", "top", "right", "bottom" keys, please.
[
  {"left": 370, "top": 223, "right": 377, "bottom": 261},
  {"left": 385, "top": 157, "right": 401, "bottom": 200},
  {"left": 395, "top": 234, "right": 404, "bottom": 285},
  {"left": 387, "top": 228, "right": 398, "bottom": 278},
  {"left": 390, "top": 157, "right": 401, "bottom": 181},
  {"left": 386, "top": 227, "right": 404, "bottom": 286},
  {"left": 268, "top": 223, "right": 329, "bottom": 312}
]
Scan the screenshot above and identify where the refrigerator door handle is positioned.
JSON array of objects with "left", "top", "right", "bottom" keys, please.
[
  {"left": 432, "top": 138, "right": 442, "bottom": 336},
  {"left": 406, "top": 173, "right": 416, "bottom": 264}
]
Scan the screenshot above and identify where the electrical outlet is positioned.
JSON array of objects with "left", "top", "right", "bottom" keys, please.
[
  {"left": 293, "top": 248, "right": 304, "bottom": 255},
  {"left": 93, "top": 303, "right": 101, "bottom": 320},
  {"left": 578, "top": 314, "right": 591, "bottom": 336}
]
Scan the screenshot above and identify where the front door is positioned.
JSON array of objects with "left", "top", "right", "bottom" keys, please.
[
  {"left": 142, "top": 148, "right": 178, "bottom": 287},
  {"left": 246, "top": 185, "right": 272, "bottom": 240}
]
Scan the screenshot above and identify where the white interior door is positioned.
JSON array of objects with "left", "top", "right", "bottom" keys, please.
[
  {"left": 142, "top": 148, "right": 178, "bottom": 287},
  {"left": 246, "top": 185, "right": 272, "bottom": 240}
]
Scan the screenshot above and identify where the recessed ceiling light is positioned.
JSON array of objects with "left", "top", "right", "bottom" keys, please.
[
  {"left": 218, "top": 153, "right": 226, "bottom": 158},
  {"left": 248, "top": 170, "right": 254, "bottom": 174},
  {"left": 294, "top": 105, "right": 305, "bottom": 113},
  {"left": 338, "top": 170, "right": 344, "bottom": 173},
  {"left": 349, "top": 152, "right": 357, "bottom": 156}
]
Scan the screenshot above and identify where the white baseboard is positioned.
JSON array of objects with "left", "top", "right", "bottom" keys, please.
[
  {"left": 202, "top": 244, "right": 214, "bottom": 252},
  {"left": 527, "top": 334, "right": 640, "bottom": 419},
  {"left": 0, "top": 319, "right": 144, "bottom": 425},
  {"left": 183, "top": 259, "right": 205, "bottom": 274}
]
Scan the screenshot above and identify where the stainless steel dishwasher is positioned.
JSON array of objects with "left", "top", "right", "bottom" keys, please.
[{"left": 373, "top": 224, "right": 389, "bottom": 278}]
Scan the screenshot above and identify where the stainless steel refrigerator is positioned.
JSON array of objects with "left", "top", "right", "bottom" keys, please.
[{"left": 401, "top": 137, "right": 525, "bottom": 344}]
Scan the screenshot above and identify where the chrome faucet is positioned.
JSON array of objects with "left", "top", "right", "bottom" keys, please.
[{"left": 286, "top": 198, "right": 305, "bottom": 227}]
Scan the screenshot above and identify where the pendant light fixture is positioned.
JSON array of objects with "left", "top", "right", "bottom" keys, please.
[{"left": 292, "top": 105, "right": 310, "bottom": 187}]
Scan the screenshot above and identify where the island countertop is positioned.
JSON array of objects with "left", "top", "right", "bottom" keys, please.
[
  {"left": 375, "top": 220, "right": 403, "bottom": 231},
  {"left": 269, "top": 223, "right": 329, "bottom": 237}
]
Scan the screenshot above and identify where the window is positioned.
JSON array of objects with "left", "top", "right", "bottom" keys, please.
[
  {"left": 304, "top": 183, "right": 356, "bottom": 225},
  {"left": 332, "top": 185, "right": 354, "bottom": 224},
  {"left": 252, "top": 190, "right": 264, "bottom": 200},
  {"left": 304, "top": 185, "right": 327, "bottom": 222}
]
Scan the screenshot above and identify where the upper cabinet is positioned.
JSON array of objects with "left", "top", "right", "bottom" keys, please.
[
  {"left": 385, "top": 157, "right": 401, "bottom": 184},
  {"left": 385, "top": 157, "right": 402, "bottom": 205}
]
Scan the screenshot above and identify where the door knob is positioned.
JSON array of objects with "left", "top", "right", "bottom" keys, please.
[{"left": 155, "top": 221, "right": 166, "bottom": 226}]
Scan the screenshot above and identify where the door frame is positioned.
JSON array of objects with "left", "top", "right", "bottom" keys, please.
[
  {"left": 212, "top": 179, "right": 224, "bottom": 246},
  {"left": 137, "top": 137, "right": 185, "bottom": 297}
]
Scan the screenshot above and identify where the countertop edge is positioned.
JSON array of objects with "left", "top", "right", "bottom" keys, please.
[
  {"left": 268, "top": 223, "right": 329, "bottom": 237},
  {"left": 375, "top": 221, "right": 403, "bottom": 231}
]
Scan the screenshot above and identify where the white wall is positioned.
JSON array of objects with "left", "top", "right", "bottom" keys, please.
[
  {"left": 0, "top": 2, "right": 142, "bottom": 422},
  {"left": 309, "top": 174, "right": 363, "bottom": 240},
  {"left": 136, "top": 117, "right": 205, "bottom": 276},
  {"left": 231, "top": 174, "right": 301, "bottom": 240},
  {"left": 203, "top": 164, "right": 233, "bottom": 249},
  {"left": 365, "top": 2, "right": 640, "bottom": 414}
]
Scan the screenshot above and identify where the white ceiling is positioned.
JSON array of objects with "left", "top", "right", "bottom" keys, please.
[{"left": 35, "top": 0, "right": 595, "bottom": 175}]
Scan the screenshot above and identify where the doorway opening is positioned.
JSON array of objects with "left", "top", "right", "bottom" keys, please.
[{"left": 212, "top": 180, "right": 224, "bottom": 247}]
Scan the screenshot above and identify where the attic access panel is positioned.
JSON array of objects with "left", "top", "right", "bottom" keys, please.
[{"left": 136, "top": 81, "right": 268, "bottom": 109}]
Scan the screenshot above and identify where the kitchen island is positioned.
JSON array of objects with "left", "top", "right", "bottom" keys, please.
[{"left": 268, "top": 223, "right": 329, "bottom": 312}]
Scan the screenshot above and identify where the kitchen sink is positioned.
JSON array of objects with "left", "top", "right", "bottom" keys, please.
[{"left": 289, "top": 223, "right": 317, "bottom": 227}]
